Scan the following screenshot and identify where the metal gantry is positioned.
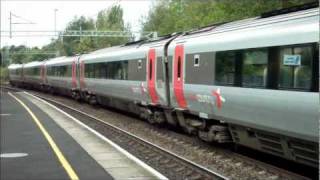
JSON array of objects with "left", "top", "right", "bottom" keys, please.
[{"left": 1, "top": 30, "right": 158, "bottom": 39}]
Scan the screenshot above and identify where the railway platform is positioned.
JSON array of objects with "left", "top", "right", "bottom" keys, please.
[{"left": 0, "top": 88, "right": 167, "bottom": 180}]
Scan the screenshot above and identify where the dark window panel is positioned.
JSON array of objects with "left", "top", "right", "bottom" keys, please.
[
  {"left": 215, "top": 51, "right": 236, "bottom": 86},
  {"left": 242, "top": 48, "right": 268, "bottom": 88}
]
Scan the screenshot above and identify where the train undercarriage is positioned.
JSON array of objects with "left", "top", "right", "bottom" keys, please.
[{"left": 11, "top": 81, "right": 318, "bottom": 168}]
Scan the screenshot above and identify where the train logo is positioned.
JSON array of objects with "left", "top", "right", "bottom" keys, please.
[
  {"left": 212, "top": 88, "right": 225, "bottom": 109},
  {"left": 189, "top": 88, "right": 226, "bottom": 110}
]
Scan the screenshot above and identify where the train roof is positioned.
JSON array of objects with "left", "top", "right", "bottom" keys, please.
[
  {"left": 179, "top": 7, "right": 319, "bottom": 39},
  {"left": 168, "top": 7, "right": 319, "bottom": 53},
  {"left": 45, "top": 56, "right": 76, "bottom": 66},
  {"left": 80, "top": 36, "right": 174, "bottom": 62},
  {"left": 23, "top": 61, "right": 43, "bottom": 68},
  {"left": 8, "top": 64, "right": 23, "bottom": 70}
]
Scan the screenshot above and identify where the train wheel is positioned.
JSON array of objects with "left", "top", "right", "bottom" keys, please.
[
  {"left": 49, "top": 87, "right": 55, "bottom": 95},
  {"left": 89, "top": 95, "right": 97, "bottom": 105}
]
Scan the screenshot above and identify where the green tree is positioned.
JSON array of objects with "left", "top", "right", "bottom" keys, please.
[
  {"left": 141, "top": 0, "right": 316, "bottom": 36},
  {"left": 9, "top": 45, "right": 28, "bottom": 64},
  {"left": 60, "top": 16, "right": 96, "bottom": 55},
  {"left": 96, "top": 5, "right": 132, "bottom": 48}
]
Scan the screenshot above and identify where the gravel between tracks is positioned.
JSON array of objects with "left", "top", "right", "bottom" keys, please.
[{"left": 27, "top": 90, "right": 308, "bottom": 180}]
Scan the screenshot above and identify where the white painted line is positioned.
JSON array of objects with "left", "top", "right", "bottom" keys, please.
[
  {"left": 0, "top": 153, "right": 28, "bottom": 158},
  {"left": 23, "top": 91, "right": 168, "bottom": 180},
  {"left": 0, "top": 114, "right": 11, "bottom": 116}
]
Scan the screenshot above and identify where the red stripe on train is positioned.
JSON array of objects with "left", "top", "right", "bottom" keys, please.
[
  {"left": 147, "top": 49, "right": 159, "bottom": 104},
  {"left": 72, "top": 61, "right": 77, "bottom": 88},
  {"left": 80, "top": 61, "right": 86, "bottom": 89},
  {"left": 173, "top": 45, "right": 187, "bottom": 109}
]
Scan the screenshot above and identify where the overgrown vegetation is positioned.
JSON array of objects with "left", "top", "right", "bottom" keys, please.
[{"left": 141, "top": 0, "right": 315, "bottom": 36}]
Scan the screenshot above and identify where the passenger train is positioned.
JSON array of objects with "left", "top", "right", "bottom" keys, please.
[{"left": 8, "top": 4, "right": 319, "bottom": 167}]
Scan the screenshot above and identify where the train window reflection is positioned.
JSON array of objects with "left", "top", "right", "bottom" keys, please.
[
  {"left": 242, "top": 49, "right": 268, "bottom": 87},
  {"left": 279, "top": 45, "right": 313, "bottom": 90},
  {"left": 215, "top": 51, "right": 235, "bottom": 85}
]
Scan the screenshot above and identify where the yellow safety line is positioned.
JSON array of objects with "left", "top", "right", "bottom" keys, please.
[{"left": 8, "top": 92, "right": 79, "bottom": 180}]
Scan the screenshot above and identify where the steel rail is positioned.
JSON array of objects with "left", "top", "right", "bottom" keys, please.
[{"left": 32, "top": 92, "right": 229, "bottom": 180}]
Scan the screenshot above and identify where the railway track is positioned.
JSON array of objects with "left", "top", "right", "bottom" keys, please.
[
  {"left": 1, "top": 85, "right": 315, "bottom": 180},
  {"left": 2, "top": 86, "right": 227, "bottom": 180}
]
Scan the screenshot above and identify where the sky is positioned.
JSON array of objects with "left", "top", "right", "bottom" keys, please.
[{"left": 1, "top": 0, "right": 155, "bottom": 48}]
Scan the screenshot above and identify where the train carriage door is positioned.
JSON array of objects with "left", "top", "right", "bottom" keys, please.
[
  {"left": 147, "top": 49, "right": 159, "bottom": 104},
  {"left": 42, "top": 64, "right": 47, "bottom": 84},
  {"left": 173, "top": 45, "right": 187, "bottom": 109},
  {"left": 72, "top": 60, "right": 77, "bottom": 89},
  {"left": 40, "top": 65, "right": 45, "bottom": 83},
  {"left": 80, "top": 60, "right": 85, "bottom": 89}
]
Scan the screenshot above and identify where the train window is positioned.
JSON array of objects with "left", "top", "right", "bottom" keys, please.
[
  {"left": 106, "top": 63, "right": 113, "bottom": 79},
  {"left": 177, "top": 57, "right": 181, "bottom": 79},
  {"left": 85, "top": 64, "right": 89, "bottom": 78},
  {"left": 67, "top": 65, "right": 72, "bottom": 77},
  {"left": 242, "top": 48, "right": 268, "bottom": 87},
  {"left": 122, "top": 61, "right": 128, "bottom": 80},
  {"left": 99, "top": 62, "right": 106, "bottom": 79},
  {"left": 56, "top": 67, "right": 60, "bottom": 76},
  {"left": 279, "top": 45, "right": 313, "bottom": 90},
  {"left": 149, "top": 59, "right": 153, "bottom": 80},
  {"left": 116, "top": 62, "right": 123, "bottom": 80},
  {"left": 84, "top": 61, "right": 129, "bottom": 80},
  {"left": 194, "top": 54, "right": 200, "bottom": 67},
  {"left": 138, "top": 60, "right": 142, "bottom": 69},
  {"left": 54, "top": 66, "right": 60, "bottom": 76},
  {"left": 50, "top": 67, "right": 54, "bottom": 76},
  {"left": 90, "top": 64, "right": 94, "bottom": 78},
  {"left": 215, "top": 51, "right": 236, "bottom": 85},
  {"left": 94, "top": 64, "right": 100, "bottom": 78},
  {"left": 90, "top": 64, "right": 95, "bottom": 78},
  {"left": 62, "top": 66, "right": 67, "bottom": 77},
  {"left": 54, "top": 67, "right": 58, "bottom": 76},
  {"left": 312, "top": 43, "right": 319, "bottom": 92},
  {"left": 35, "top": 67, "right": 39, "bottom": 76},
  {"left": 33, "top": 68, "right": 37, "bottom": 76}
]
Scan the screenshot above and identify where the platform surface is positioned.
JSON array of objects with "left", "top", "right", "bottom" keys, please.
[
  {"left": 1, "top": 88, "right": 113, "bottom": 180},
  {"left": 0, "top": 88, "right": 166, "bottom": 180}
]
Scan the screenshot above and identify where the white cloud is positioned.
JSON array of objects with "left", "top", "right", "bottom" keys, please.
[{"left": 1, "top": 0, "right": 153, "bottom": 48}]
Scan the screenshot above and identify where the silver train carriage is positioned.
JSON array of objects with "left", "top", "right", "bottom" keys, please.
[
  {"left": 77, "top": 36, "right": 176, "bottom": 118},
  {"left": 166, "top": 7, "right": 319, "bottom": 167},
  {"left": 8, "top": 64, "right": 24, "bottom": 86},
  {"left": 44, "top": 56, "right": 80, "bottom": 97},
  {"left": 22, "top": 61, "right": 45, "bottom": 89}
]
